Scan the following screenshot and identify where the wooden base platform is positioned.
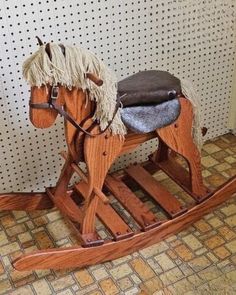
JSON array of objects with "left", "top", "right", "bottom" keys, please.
[
  {"left": 0, "top": 160, "right": 236, "bottom": 271},
  {"left": 13, "top": 175, "right": 236, "bottom": 270}
]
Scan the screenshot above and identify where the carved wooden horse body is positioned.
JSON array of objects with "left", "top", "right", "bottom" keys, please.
[{"left": 1, "top": 41, "right": 236, "bottom": 270}]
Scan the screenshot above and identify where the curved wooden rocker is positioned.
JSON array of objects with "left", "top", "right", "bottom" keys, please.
[{"left": 1, "top": 42, "right": 236, "bottom": 271}]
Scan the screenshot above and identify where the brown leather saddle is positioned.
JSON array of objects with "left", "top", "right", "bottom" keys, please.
[{"left": 118, "top": 70, "right": 182, "bottom": 133}]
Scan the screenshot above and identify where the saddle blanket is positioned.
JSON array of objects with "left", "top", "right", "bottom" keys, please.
[{"left": 120, "top": 99, "right": 180, "bottom": 133}]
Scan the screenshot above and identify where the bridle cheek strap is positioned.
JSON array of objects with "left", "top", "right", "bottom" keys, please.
[{"left": 29, "top": 86, "right": 124, "bottom": 137}]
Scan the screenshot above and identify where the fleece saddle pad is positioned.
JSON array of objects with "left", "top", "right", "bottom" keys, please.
[
  {"left": 118, "top": 70, "right": 181, "bottom": 133},
  {"left": 120, "top": 99, "right": 180, "bottom": 133}
]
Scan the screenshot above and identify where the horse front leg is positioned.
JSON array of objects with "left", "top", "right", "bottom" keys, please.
[{"left": 79, "top": 129, "right": 124, "bottom": 245}]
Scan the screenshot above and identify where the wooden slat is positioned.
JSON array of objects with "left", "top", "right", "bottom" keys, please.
[
  {"left": 153, "top": 156, "right": 209, "bottom": 202},
  {"left": 157, "top": 157, "right": 191, "bottom": 190},
  {"left": 125, "top": 165, "right": 187, "bottom": 218},
  {"left": 113, "top": 160, "right": 159, "bottom": 181},
  {"left": 47, "top": 188, "right": 84, "bottom": 224},
  {"left": 105, "top": 175, "right": 161, "bottom": 231},
  {"left": 75, "top": 182, "right": 134, "bottom": 241},
  {"left": 47, "top": 188, "right": 104, "bottom": 246}
]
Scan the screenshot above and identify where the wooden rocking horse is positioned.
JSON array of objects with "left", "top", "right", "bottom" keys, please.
[{"left": 1, "top": 38, "right": 236, "bottom": 271}]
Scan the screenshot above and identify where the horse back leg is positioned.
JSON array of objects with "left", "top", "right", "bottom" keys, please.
[{"left": 156, "top": 97, "right": 207, "bottom": 199}]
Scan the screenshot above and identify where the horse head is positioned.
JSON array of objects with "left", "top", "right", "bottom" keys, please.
[{"left": 25, "top": 37, "right": 104, "bottom": 131}]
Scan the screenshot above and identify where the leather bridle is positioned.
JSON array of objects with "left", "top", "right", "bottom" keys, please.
[
  {"left": 29, "top": 41, "right": 124, "bottom": 137},
  {"left": 29, "top": 84, "right": 123, "bottom": 137}
]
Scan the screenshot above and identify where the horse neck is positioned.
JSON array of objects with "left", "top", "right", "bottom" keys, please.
[
  {"left": 61, "top": 87, "right": 95, "bottom": 150},
  {"left": 62, "top": 87, "right": 94, "bottom": 123}
]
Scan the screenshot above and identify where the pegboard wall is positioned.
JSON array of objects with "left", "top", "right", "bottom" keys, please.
[{"left": 0, "top": 0, "right": 235, "bottom": 192}]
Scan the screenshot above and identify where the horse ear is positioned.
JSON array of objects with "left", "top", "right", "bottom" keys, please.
[
  {"left": 36, "top": 36, "right": 44, "bottom": 46},
  {"left": 45, "top": 43, "right": 52, "bottom": 60}
]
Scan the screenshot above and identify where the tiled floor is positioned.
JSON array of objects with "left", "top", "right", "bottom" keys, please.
[{"left": 0, "top": 133, "right": 236, "bottom": 295}]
